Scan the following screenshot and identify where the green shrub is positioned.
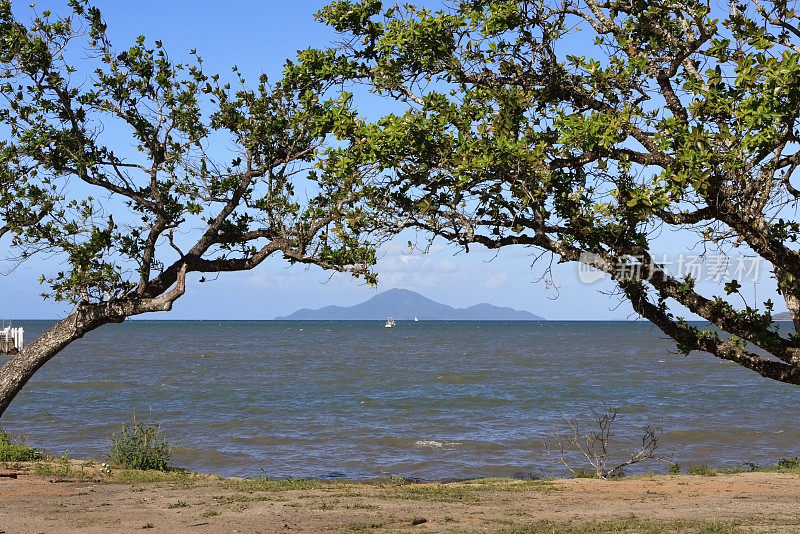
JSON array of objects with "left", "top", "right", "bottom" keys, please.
[
  {"left": 776, "top": 457, "right": 800, "bottom": 471},
  {"left": 668, "top": 462, "right": 681, "bottom": 475},
  {"left": 721, "top": 462, "right": 760, "bottom": 474},
  {"left": 0, "top": 429, "right": 41, "bottom": 461},
  {"left": 571, "top": 468, "right": 598, "bottom": 479},
  {"left": 688, "top": 464, "right": 717, "bottom": 476},
  {"left": 109, "top": 415, "right": 172, "bottom": 471},
  {"left": 720, "top": 464, "right": 745, "bottom": 475}
]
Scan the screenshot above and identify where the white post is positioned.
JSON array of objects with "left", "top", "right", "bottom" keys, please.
[{"left": 14, "top": 328, "right": 23, "bottom": 350}]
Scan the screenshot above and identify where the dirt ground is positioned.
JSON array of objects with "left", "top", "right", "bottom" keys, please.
[{"left": 1, "top": 461, "right": 799, "bottom": 533}]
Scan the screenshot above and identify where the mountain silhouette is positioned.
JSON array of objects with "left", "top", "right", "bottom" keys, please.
[{"left": 275, "top": 288, "right": 544, "bottom": 320}]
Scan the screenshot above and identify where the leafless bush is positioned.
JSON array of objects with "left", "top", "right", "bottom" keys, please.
[{"left": 543, "top": 403, "right": 664, "bottom": 479}]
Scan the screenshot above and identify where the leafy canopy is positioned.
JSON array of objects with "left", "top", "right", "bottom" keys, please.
[
  {"left": 314, "top": 0, "right": 800, "bottom": 384},
  {"left": 0, "top": 0, "right": 380, "bottom": 313}
]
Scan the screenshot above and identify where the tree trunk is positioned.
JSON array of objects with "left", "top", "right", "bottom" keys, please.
[{"left": 0, "top": 311, "right": 113, "bottom": 418}]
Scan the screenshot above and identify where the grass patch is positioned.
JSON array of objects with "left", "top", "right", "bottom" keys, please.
[
  {"left": 571, "top": 467, "right": 599, "bottom": 479},
  {"left": 200, "top": 509, "right": 219, "bottom": 517},
  {"left": 166, "top": 501, "right": 188, "bottom": 509},
  {"left": 672, "top": 457, "right": 800, "bottom": 477},
  {"left": 771, "top": 457, "right": 800, "bottom": 473},
  {"left": 213, "top": 494, "right": 280, "bottom": 505},
  {"left": 462, "top": 478, "right": 560, "bottom": 493},
  {"left": 32, "top": 453, "right": 87, "bottom": 479},
  {"left": 224, "top": 477, "right": 345, "bottom": 492},
  {"left": 720, "top": 462, "right": 761, "bottom": 475},
  {"left": 706, "top": 457, "right": 800, "bottom": 475},
  {"left": 393, "top": 483, "right": 480, "bottom": 503},
  {"left": 669, "top": 457, "right": 800, "bottom": 477},
  {"left": 223, "top": 476, "right": 558, "bottom": 499},
  {"left": 344, "top": 502, "right": 379, "bottom": 510},
  {"left": 33, "top": 462, "right": 75, "bottom": 478},
  {"left": 688, "top": 464, "right": 718, "bottom": 476},
  {"left": 501, "top": 518, "right": 745, "bottom": 533},
  {"left": 110, "top": 468, "right": 195, "bottom": 486},
  {"left": 343, "top": 522, "right": 384, "bottom": 531},
  {"left": 0, "top": 429, "right": 42, "bottom": 462}
]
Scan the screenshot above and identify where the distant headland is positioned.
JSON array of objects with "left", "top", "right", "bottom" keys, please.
[{"left": 275, "top": 288, "right": 544, "bottom": 321}]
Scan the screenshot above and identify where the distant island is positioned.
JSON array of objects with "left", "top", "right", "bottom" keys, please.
[
  {"left": 773, "top": 311, "right": 793, "bottom": 321},
  {"left": 275, "top": 288, "right": 545, "bottom": 321}
]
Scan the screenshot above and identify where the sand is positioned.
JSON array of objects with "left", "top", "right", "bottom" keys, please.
[{"left": 1, "top": 461, "right": 799, "bottom": 532}]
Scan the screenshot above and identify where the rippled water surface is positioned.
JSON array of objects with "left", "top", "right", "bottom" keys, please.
[{"left": 3, "top": 320, "right": 799, "bottom": 479}]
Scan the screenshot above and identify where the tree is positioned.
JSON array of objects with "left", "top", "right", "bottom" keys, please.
[
  {"left": 0, "top": 1, "right": 379, "bottom": 417},
  {"left": 543, "top": 403, "right": 663, "bottom": 479},
  {"left": 316, "top": 0, "right": 800, "bottom": 384}
]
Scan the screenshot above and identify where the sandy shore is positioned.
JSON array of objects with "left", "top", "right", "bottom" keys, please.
[{"left": 1, "top": 461, "right": 799, "bottom": 532}]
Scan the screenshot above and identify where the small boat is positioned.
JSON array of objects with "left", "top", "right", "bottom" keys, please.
[
  {"left": 384, "top": 317, "right": 396, "bottom": 328},
  {"left": 414, "top": 316, "right": 419, "bottom": 322}
]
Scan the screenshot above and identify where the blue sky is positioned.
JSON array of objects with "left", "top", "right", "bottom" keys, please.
[{"left": 0, "top": 1, "right": 783, "bottom": 320}]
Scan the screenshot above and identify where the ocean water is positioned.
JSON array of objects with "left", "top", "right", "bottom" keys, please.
[{"left": 1, "top": 320, "right": 799, "bottom": 479}]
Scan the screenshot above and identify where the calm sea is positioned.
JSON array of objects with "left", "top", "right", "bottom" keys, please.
[{"left": 1, "top": 320, "right": 798, "bottom": 479}]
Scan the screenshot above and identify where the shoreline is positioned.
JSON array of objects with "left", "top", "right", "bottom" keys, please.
[
  {"left": 6, "top": 320, "right": 799, "bottom": 486},
  {"left": 1, "top": 459, "right": 800, "bottom": 532}
]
